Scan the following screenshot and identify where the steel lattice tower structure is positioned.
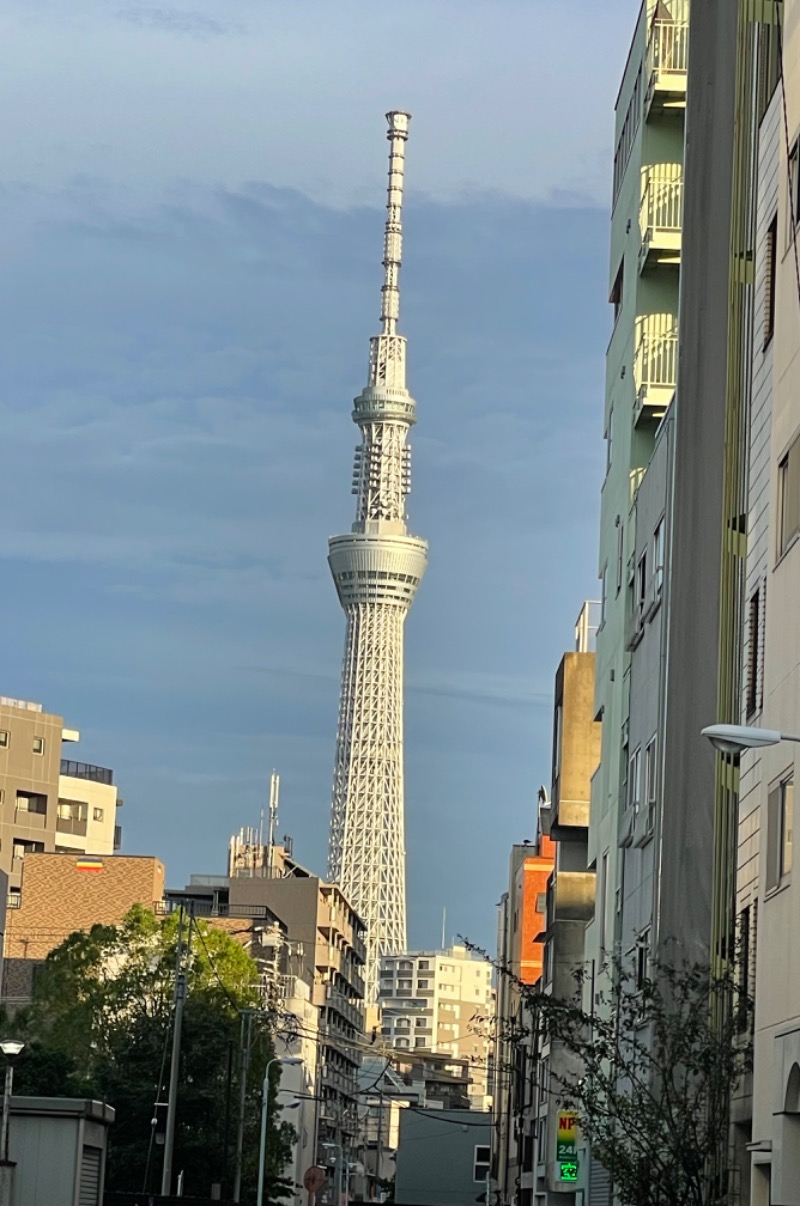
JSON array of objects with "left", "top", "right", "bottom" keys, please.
[{"left": 327, "top": 111, "right": 428, "bottom": 1000}]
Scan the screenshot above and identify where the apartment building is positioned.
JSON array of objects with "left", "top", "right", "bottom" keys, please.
[
  {"left": 170, "top": 834, "right": 367, "bottom": 1174},
  {"left": 583, "top": 5, "right": 687, "bottom": 1196},
  {"left": 585, "top": 0, "right": 686, "bottom": 1012},
  {"left": 0, "top": 697, "right": 122, "bottom": 894},
  {"left": 378, "top": 944, "right": 494, "bottom": 1109},
  {"left": 727, "top": 5, "right": 800, "bottom": 1200}
]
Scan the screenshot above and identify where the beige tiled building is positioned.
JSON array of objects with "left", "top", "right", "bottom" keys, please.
[
  {"left": 0, "top": 697, "right": 122, "bottom": 895},
  {"left": 378, "top": 944, "right": 494, "bottom": 1109},
  {"left": 3, "top": 852, "right": 165, "bottom": 1001}
]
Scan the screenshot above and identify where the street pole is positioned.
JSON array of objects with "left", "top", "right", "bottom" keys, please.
[
  {"left": 373, "top": 1093, "right": 383, "bottom": 1201},
  {"left": 257, "top": 1058, "right": 278, "bottom": 1206},
  {"left": 222, "top": 1039, "right": 234, "bottom": 1196},
  {"left": 0, "top": 1064, "right": 13, "bottom": 1162},
  {"left": 233, "top": 1011, "right": 253, "bottom": 1202},
  {"left": 161, "top": 906, "right": 187, "bottom": 1196}
]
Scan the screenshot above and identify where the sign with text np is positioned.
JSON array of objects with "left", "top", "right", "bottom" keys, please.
[{"left": 557, "top": 1111, "right": 579, "bottom": 1184}]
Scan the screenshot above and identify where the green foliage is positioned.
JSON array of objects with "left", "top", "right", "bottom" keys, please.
[
  {"left": 2, "top": 906, "right": 294, "bottom": 1203},
  {"left": 474, "top": 940, "right": 752, "bottom": 1206}
]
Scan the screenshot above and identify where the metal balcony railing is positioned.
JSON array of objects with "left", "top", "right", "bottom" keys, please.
[
  {"left": 60, "top": 759, "right": 113, "bottom": 786},
  {"left": 645, "top": 4, "right": 689, "bottom": 115},
  {"left": 633, "top": 314, "right": 678, "bottom": 424},
  {"left": 639, "top": 165, "right": 683, "bottom": 268}
]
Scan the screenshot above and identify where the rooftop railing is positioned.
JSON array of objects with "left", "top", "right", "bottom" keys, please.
[{"left": 60, "top": 759, "right": 113, "bottom": 786}]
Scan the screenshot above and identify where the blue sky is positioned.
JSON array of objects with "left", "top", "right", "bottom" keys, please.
[{"left": 0, "top": 0, "right": 635, "bottom": 952}]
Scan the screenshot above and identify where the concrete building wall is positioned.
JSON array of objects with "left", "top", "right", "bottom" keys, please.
[
  {"left": 657, "top": 0, "right": 737, "bottom": 963},
  {"left": 619, "top": 414, "right": 671, "bottom": 958},
  {"left": 394, "top": 1109, "right": 490, "bottom": 1206},
  {"left": 586, "top": 0, "right": 685, "bottom": 1050}
]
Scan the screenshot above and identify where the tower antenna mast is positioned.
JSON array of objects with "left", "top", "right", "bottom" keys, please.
[{"left": 327, "top": 112, "right": 428, "bottom": 999}]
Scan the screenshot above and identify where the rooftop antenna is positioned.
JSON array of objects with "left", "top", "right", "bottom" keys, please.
[
  {"left": 441, "top": 907, "right": 446, "bottom": 951},
  {"left": 268, "top": 771, "right": 280, "bottom": 874}
]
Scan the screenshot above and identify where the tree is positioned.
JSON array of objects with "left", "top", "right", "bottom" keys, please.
[
  {"left": 2, "top": 906, "right": 294, "bottom": 1203},
  {"left": 475, "top": 943, "right": 752, "bottom": 1206}
]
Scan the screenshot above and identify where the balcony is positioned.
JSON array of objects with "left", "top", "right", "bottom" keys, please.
[
  {"left": 633, "top": 314, "right": 677, "bottom": 425},
  {"left": 644, "top": 3, "right": 689, "bottom": 118},
  {"left": 639, "top": 165, "right": 682, "bottom": 271},
  {"left": 60, "top": 759, "right": 113, "bottom": 786}
]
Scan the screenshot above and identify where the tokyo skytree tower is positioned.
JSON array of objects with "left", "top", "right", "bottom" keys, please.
[{"left": 327, "top": 111, "right": 428, "bottom": 1000}]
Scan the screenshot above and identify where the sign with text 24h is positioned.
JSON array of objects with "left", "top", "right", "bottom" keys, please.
[{"left": 557, "top": 1111, "right": 579, "bottom": 1184}]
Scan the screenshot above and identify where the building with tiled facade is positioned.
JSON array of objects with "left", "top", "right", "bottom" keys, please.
[{"left": 3, "top": 852, "right": 165, "bottom": 1001}]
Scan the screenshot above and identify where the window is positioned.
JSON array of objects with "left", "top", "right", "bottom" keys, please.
[
  {"left": 616, "top": 517, "right": 624, "bottom": 594},
  {"left": 606, "top": 407, "right": 614, "bottom": 472},
  {"left": 636, "top": 930, "right": 650, "bottom": 991},
  {"left": 15, "top": 792, "right": 47, "bottom": 816},
  {"left": 543, "top": 938, "right": 553, "bottom": 985},
  {"left": 653, "top": 518, "right": 665, "bottom": 596},
  {"left": 536, "top": 892, "right": 546, "bottom": 914},
  {"left": 645, "top": 737, "right": 657, "bottom": 831},
  {"left": 757, "top": 23, "right": 781, "bottom": 118},
  {"left": 764, "top": 213, "right": 777, "bottom": 348},
  {"left": 778, "top": 434, "right": 800, "bottom": 555},
  {"left": 93, "top": 807, "right": 105, "bottom": 822},
  {"left": 628, "top": 747, "right": 642, "bottom": 813},
  {"left": 600, "top": 564, "right": 608, "bottom": 627},
  {"left": 396, "top": 1038, "right": 409, "bottom": 1049},
  {"left": 415, "top": 1017, "right": 427, "bottom": 1028},
  {"left": 418, "top": 960, "right": 429, "bottom": 970},
  {"left": 12, "top": 840, "right": 44, "bottom": 861},
  {"left": 767, "top": 776, "right": 794, "bottom": 892},
  {"left": 0, "top": 731, "right": 8, "bottom": 749},
  {"left": 32, "top": 736, "right": 44, "bottom": 756},
  {"left": 746, "top": 589, "right": 761, "bottom": 716},
  {"left": 539, "top": 1057, "right": 549, "bottom": 1104},
  {"left": 636, "top": 550, "right": 648, "bottom": 625},
  {"left": 414, "top": 1037, "right": 426, "bottom": 1048},
  {"left": 537, "top": 1115, "right": 548, "bottom": 1164},
  {"left": 417, "top": 979, "right": 428, "bottom": 990},
  {"left": 789, "top": 139, "right": 800, "bottom": 244},
  {"left": 610, "top": 260, "right": 624, "bottom": 323},
  {"left": 474, "top": 1145, "right": 491, "bottom": 1183}
]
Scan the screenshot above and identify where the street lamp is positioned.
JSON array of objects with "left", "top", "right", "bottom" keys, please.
[
  {"left": 257, "top": 1056, "right": 303, "bottom": 1206},
  {"left": 701, "top": 724, "right": 800, "bottom": 755},
  {"left": 0, "top": 1041, "right": 24, "bottom": 1164}
]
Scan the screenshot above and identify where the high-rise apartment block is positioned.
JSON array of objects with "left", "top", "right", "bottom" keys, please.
[
  {"left": 169, "top": 834, "right": 367, "bottom": 1175},
  {"left": 327, "top": 112, "right": 427, "bottom": 1000},
  {"left": 0, "top": 697, "right": 122, "bottom": 895},
  {"left": 378, "top": 944, "right": 494, "bottom": 1108}
]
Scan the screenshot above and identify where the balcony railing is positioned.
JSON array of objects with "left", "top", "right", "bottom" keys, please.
[
  {"left": 60, "top": 759, "right": 113, "bottom": 786},
  {"left": 633, "top": 314, "right": 678, "bottom": 425},
  {"left": 645, "top": 3, "right": 689, "bottom": 116},
  {"left": 639, "top": 165, "right": 683, "bottom": 270}
]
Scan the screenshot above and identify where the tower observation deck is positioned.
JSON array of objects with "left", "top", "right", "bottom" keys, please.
[{"left": 327, "top": 111, "right": 428, "bottom": 1001}]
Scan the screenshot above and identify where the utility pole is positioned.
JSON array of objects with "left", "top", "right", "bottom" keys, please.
[
  {"left": 161, "top": 905, "right": 187, "bottom": 1196},
  {"left": 233, "top": 1010, "right": 254, "bottom": 1202}
]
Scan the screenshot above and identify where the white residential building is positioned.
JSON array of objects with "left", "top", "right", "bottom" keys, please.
[{"left": 378, "top": 944, "right": 494, "bottom": 1109}]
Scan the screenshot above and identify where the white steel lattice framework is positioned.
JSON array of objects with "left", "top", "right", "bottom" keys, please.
[{"left": 328, "top": 111, "right": 428, "bottom": 1001}]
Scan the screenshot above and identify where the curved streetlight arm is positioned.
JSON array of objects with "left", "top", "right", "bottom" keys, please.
[{"left": 701, "top": 724, "right": 800, "bottom": 754}]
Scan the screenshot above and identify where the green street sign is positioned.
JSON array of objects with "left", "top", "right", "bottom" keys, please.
[{"left": 559, "top": 1160, "right": 579, "bottom": 1183}]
